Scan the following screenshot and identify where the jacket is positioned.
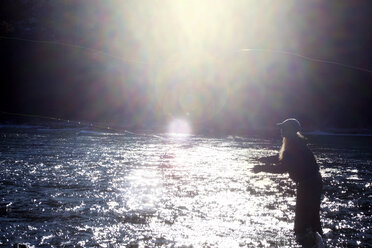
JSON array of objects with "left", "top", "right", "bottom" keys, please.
[{"left": 260, "top": 138, "right": 320, "bottom": 184}]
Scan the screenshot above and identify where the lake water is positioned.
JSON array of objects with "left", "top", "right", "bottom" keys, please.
[{"left": 0, "top": 126, "right": 371, "bottom": 247}]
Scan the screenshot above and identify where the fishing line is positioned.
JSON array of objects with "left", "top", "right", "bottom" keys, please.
[
  {"left": 1, "top": 36, "right": 371, "bottom": 138},
  {"left": 0, "top": 35, "right": 147, "bottom": 65},
  {"left": 0, "top": 110, "right": 182, "bottom": 163},
  {"left": 240, "top": 48, "right": 372, "bottom": 73},
  {"left": 1, "top": 35, "right": 371, "bottom": 73},
  {"left": 0, "top": 111, "right": 164, "bottom": 140}
]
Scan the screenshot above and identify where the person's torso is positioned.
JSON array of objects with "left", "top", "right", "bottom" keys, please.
[{"left": 283, "top": 143, "right": 320, "bottom": 183}]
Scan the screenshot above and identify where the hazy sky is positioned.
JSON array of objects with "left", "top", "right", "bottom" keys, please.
[{"left": 1, "top": 0, "right": 371, "bottom": 131}]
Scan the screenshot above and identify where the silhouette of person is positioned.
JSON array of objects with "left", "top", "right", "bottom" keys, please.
[{"left": 253, "top": 118, "right": 323, "bottom": 243}]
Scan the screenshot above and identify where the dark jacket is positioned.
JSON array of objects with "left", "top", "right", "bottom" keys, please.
[
  {"left": 257, "top": 137, "right": 323, "bottom": 235},
  {"left": 260, "top": 138, "right": 320, "bottom": 184}
]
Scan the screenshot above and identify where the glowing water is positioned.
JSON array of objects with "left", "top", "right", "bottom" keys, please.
[{"left": 0, "top": 127, "right": 370, "bottom": 247}]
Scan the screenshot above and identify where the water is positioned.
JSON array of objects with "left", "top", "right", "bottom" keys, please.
[{"left": 0, "top": 127, "right": 371, "bottom": 247}]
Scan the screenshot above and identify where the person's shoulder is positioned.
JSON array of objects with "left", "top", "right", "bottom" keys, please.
[
  {"left": 294, "top": 135, "right": 307, "bottom": 144},
  {"left": 294, "top": 137, "right": 309, "bottom": 150},
  {"left": 281, "top": 149, "right": 293, "bottom": 160}
]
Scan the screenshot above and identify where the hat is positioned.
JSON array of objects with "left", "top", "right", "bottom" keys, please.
[{"left": 277, "top": 118, "right": 301, "bottom": 132}]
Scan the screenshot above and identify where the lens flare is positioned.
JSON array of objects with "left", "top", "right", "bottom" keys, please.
[{"left": 167, "top": 118, "right": 192, "bottom": 136}]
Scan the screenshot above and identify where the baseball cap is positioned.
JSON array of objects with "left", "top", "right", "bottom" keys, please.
[{"left": 276, "top": 118, "right": 301, "bottom": 132}]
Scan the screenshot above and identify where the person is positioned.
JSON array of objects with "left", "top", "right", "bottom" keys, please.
[{"left": 252, "top": 118, "right": 323, "bottom": 245}]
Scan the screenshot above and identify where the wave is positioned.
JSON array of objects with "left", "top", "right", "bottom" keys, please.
[
  {"left": 0, "top": 124, "right": 45, "bottom": 129},
  {"left": 37, "top": 128, "right": 121, "bottom": 136},
  {"left": 77, "top": 130, "right": 124, "bottom": 136}
]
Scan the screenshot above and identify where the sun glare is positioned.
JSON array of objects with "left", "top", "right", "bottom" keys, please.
[
  {"left": 168, "top": 119, "right": 192, "bottom": 136},
  {"left": 118, "top": 0, "right": 292, "bottom": 62},
  {"left": 108, "top": 1, "right": 297, "bottom": 129}
]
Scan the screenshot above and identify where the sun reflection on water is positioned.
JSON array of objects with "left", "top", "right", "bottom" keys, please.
[
  {"left": 116, "top": 137, "right": 296, "bottom": 247},
  {"left": 2, "top": 129, "right": 369, "bottom": 247},
  {"left": 167, "top": 118, "right": 192, "bottom": 137}
]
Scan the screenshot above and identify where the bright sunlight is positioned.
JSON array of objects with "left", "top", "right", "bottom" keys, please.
[
  {"left": 108, "top": 0, "right": 297, "bottom": 130},
  {"left": 167, "top": 119, "right": 192, "bottom": 136}
]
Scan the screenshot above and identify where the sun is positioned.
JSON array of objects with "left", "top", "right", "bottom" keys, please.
[{"left": 167, "top": 118, "right": 192, "bottom": 136}]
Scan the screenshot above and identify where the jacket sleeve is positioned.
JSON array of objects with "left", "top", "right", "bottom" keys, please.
[
  {"left": 259, "top": 162, "right": 288, "bottom": 174},
  {"left": 258, "top": 151, "right": 292, "bottom": 174},
  {"left": 258, "top": 154, "right": 279, "bottom": 164}
]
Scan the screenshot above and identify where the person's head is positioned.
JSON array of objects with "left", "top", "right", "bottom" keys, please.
[
  {"left": 277, "top": 118, "right": 301, "bottom": 138},
  {"left": 278, "top": 118, "right": 305, "bottom": 160}
]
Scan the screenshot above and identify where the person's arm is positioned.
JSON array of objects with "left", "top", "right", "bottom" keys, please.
[
  {"left": 257, "top": 154, "right": 279, "bottom": 164},
  {"left": 252, "top": 163, "right": 288, "bottom": 174},
  {"left": 253, "top": 152, "right": 290, "bottom": 174}
]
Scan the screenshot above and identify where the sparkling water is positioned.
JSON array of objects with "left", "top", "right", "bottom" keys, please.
[{"left": 0, "top": 127, "right": 371, "bottom": 247}]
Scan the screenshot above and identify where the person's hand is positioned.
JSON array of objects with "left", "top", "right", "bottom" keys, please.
[
  {"left": 256, "top": 155, "right": 278, "bottom": 164},
  {"left": 252, "top": 165, "right": 263, "bottom": 173},
  {"left": 257, "top": 157, "right": 267, "bottom": 163}
]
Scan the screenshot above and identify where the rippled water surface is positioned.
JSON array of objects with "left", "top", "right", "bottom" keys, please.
[{"left": 0, "top": 127, "right": 371, "bottom": 247}]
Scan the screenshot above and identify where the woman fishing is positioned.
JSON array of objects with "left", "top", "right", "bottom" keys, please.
[{"left": 253, "top": 118, "right": 323, "bottom": 246}]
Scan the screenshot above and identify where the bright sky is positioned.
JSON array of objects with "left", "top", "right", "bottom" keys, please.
[
  {"left": 94, "top": 0, "right": 301, "bottom": 132},
  {"left": 12, "top": 0, "right": 367, "bottom": 131},
  {"left": 113, "top": 0, "right": 299, "bottom": 63}
]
